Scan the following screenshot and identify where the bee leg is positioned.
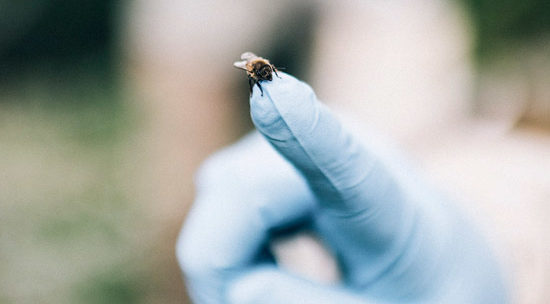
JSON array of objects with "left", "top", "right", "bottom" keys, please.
[
  {"left": 257, "top": 82, "right": 264, "bottom": 96},
  {"left": 248, "top": 76, "right": 255, "bottom": 95},
  {"left": 273, "top": 65, "right": 281, "bottom": 79}
]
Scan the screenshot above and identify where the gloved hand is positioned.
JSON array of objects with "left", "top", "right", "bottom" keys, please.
[{"left": 176, "top": 73, "right": 507, "bottom": 303}]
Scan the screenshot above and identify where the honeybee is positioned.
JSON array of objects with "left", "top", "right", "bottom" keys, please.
[{"left": 233, "top": 52, "right": 279, "bottom": 96}]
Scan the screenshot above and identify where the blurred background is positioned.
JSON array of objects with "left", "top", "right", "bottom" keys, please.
[{"left": 1, "top": 0, "right": 549, "bottom": 303}]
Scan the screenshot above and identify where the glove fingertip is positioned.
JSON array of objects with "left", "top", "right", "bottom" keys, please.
[{"left": 250, "top": 72, "right": 318, "bottom": 142}]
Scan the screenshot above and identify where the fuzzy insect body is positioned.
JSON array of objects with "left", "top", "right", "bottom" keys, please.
[{"left": 233, "top": 52, "right": 279, "bottom": 96}]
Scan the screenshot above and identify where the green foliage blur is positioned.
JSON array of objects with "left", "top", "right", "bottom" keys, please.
[
  {"left": 0, "top": 1, "right": 153, "bottom": 304},
  {"left": 458, "top": 0, "right": 550, "bottom": 64}
]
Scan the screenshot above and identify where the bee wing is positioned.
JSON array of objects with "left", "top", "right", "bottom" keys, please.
[
  {"left": 240, "top": 52, "right": 257, "bottom": 60},
  {"left": 233, "top": 60, "right": 248, "bottom": 70}
]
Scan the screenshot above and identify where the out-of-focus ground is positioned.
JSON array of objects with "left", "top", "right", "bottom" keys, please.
[
  {"left": 1, "top": 0, "right": 550, "bottom": 303},
  {"left": 0, "top": 76, "right": 153, "bottom": 303}
]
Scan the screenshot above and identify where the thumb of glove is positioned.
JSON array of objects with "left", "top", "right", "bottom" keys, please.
[{"left": 227, "top": 266, "right": 369, "bottom": 304}]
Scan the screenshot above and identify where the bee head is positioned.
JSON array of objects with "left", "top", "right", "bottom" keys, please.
[{"left": 257, "top": 64, "right": 273, "bottom": 81}]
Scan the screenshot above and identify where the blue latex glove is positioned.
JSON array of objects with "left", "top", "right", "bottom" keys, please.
[{"left": 177, "top": 73, "right": 507, "bottom": 303}]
